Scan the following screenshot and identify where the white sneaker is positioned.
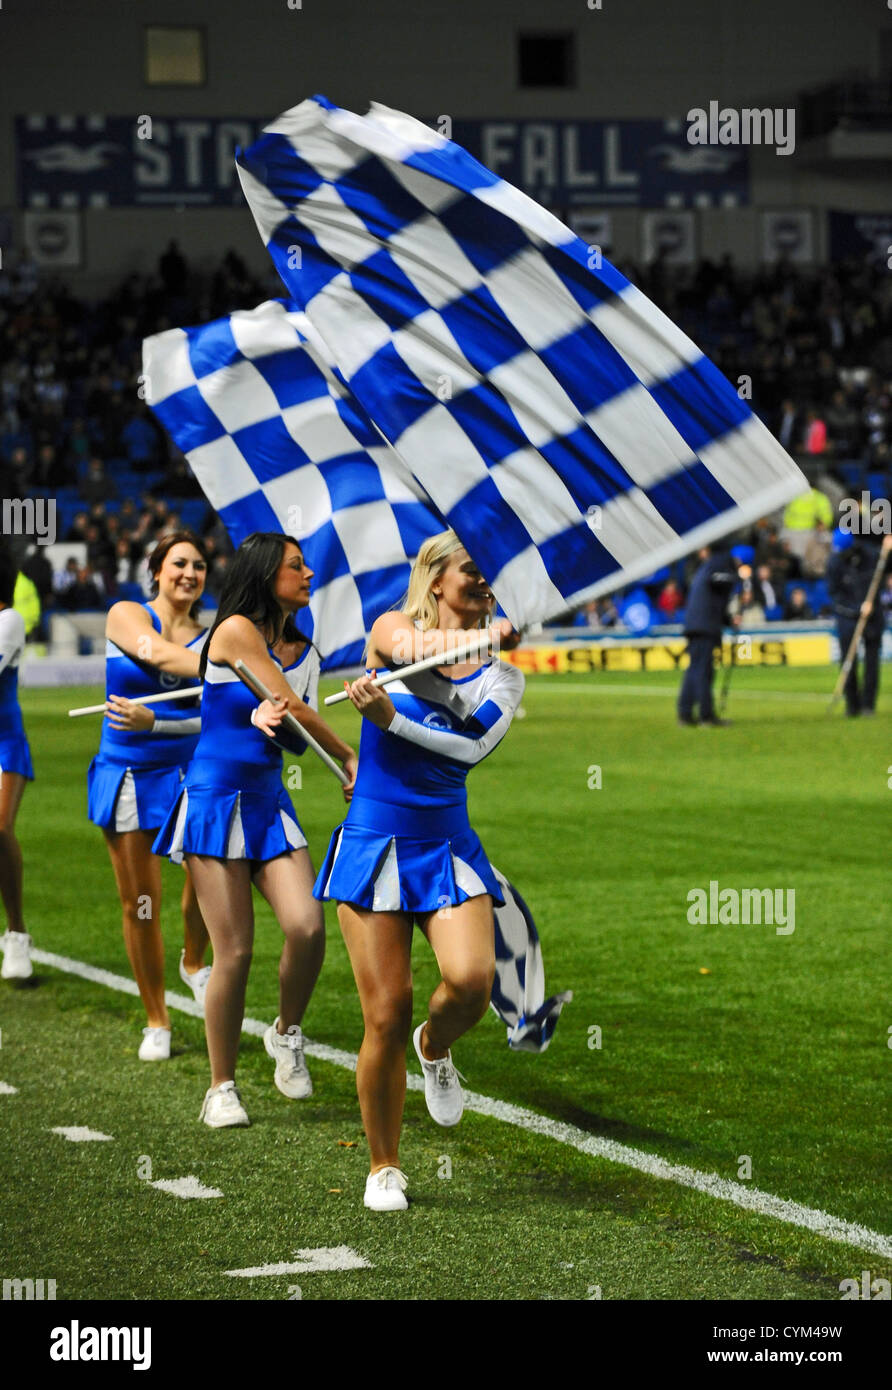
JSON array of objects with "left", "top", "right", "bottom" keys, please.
[
  {"left": 138, "top": 1026, "right": 171, "bottom": 1061},
  {"left": 412, "top": 1022, "right": 464, "bottom": 1127},
  {"left": 179, "top": 950, "right": 212, "bottom": 1011},
  {"left": 199, "top": 1080, "right": 250, "bottom": 1128},
  {"left": 264, "top": 1018, "right": 313, "bottom": 1099},
  {"left": 364, "top": 1166, "right": 409, "bottom": 1212},
  {"left": 1, "top": 930, "right": 33, "bottom": 980}
]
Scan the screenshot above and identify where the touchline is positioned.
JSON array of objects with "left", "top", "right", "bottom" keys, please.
[{"left": 49, "top": 1322, "right": 151, "bottom": 1371}]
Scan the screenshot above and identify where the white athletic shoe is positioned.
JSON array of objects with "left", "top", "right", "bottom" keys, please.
[
  {"left": 1, "top": 930, "right": 33, "bottom": 980},
  {"left": 199, "top": 1080, "right": 250, "bottom": 1128},
  {"left": 364, "top": 1166, "right": 409, "bottom": 1212},
  {"left": 412, "top": 1022, "right": 464, "bottom": 1127},
  {"left": 138, "top": 1026, "right": 171, "bottom": 1061},
  {"left": 178, "top": 951, "right": 212, "bottom": 1011},
  {"left": 264, "top": 1018, "right": 313, "bottom": 1099}
]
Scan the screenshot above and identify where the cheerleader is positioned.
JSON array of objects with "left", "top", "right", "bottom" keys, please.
[
  {"left": 0, "top": 548, "right": 35, "bottom": 981},
  {"left": 310, "top": 530, "right": 523, "bottom": 1211},
  {"left": 153, "top": 532, "right": 357, "bottom": 1129},
  {"left": 88, "top": 531, "right": 211, "bottom": 1060}
]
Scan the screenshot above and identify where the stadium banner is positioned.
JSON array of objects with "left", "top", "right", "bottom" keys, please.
[
  {"left": 828, "top": 210, "right": 892, "bottom": 266},
  {"left": 15, "top": 114, "right": 749, "bottom": 209},
  {"left": 22, "top": 209, "right": 82, "bottom": 266},
  {"left": 641, "top": 210, "right": 697, "bottom": 264},
  {"left": 761, "top": 210, "right": 815, "bottom": 264},
  {"left": 501, "top": 630, "right": 837, "bottom": 674}
]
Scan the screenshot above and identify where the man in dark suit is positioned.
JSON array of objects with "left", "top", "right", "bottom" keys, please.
[
  {"left": 827, "top": 532, "right": 892, "bottom": 716},
  {"left": 677, "top": 545, "right": 739, "bottom": 726}
]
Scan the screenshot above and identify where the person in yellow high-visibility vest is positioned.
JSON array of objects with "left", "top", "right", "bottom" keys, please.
[
  {"left": 782, "top": 486, "right": 834, "bottom": 560},
  {"left": 13, "top": 571, "right": 40, "bottom": 637}
]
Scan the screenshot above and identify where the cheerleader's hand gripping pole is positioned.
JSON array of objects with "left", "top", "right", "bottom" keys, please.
[
  {"left": 234, "top": 659, "right": 349, "bottom": 786},
  {"left": 323, "top": 629, "right": 497, "bottom": 707}
]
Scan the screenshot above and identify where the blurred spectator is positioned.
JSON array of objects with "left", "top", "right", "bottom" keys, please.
[
  {"left": 56, "top": 563, "right": 104, "bottom": 611},
  {"left": 656, "top": 579, "right": 684, "bottom": 620},
  {"left": 114, "top": 537, "right": 134, "bottom": 586},
  {"left": 801, "top": 519, "right": 833, "bottom": 578},
  {"left": 64, "top": 510, "right": 89, "bottom": 542},
  {"left": 159, "top": 240, "right": 188, "bottom": 297},
  {"left": 754, "top": 564, "right": 777, "bottom": 609},
  {"left": 825, "top": 390, "right": 858, "bottom": 457},
  {"left": 775, "top": 398, "right": 799, "bottom": 452},
  {"left": 728, "top": 567, "right": 766, "bottom": 624},
  {"left": 53, "top": 556, "right": 79, "bottom": 598},
  {"left": 802, "top": 408, "right": 828, "bottom": 454},
  {"left": 755, "top": 525, "right": 799, "bottom": 589},
  {"left": 880, "top": 573, "right": 892, "bottom": 621},
  {"left": 782, "top": 486, "right": 834, "bottom": 558},
  {"left": 783, "top": 586, "right": 814, "bottom": 621},
  {"left": 121, "top": 403, "right": 163, "bottom": 472},
  {"left": 80, "top": 457, "right": 118, "bottom": 505}
]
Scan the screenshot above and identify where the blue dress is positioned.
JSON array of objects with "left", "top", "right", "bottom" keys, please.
[
  {"left": 0, "top": 608, "right": 34, "bottom": 781},
  {"left": 314, "top": 656, "right": 525, "bottom": 914},
  {"left": 152, "top": 641, "right": 318, "bottom": 865},
  {"left": 87, "top": 604, "right": 205, "bottom": 830}
]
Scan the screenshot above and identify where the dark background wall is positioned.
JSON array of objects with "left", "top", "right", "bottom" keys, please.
[{"left": 1, "top": 0, "right": 889, "bottom": 287}]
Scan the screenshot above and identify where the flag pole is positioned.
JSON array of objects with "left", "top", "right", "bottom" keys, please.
[
  {"left": 69, "top": 688, "right": 203, "bottom": 717},
  {"left": 322, "top": 630, "right": 495, "bottom": 707},
  {"left": 233, "top": 659, "right": 349, "bottom": 786}
]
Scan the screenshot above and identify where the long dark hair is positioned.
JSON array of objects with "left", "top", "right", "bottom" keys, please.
[
  {"left": 199, "top": 532, "right": 312, "bottom": 679},
  {"left": 148, "top": 530, "right": 208, "bottom": 621}
]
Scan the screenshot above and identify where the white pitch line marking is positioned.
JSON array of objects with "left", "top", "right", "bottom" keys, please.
[
  {"left": 225, "top": 1246, "right": 371, "bottom": 1277},
  {"left": 0, "top": 1081, "right": 19, "bottom": 1095},
  {"left": 30, "top": 947, "right": 892, "bottom": 1260},
  {"left": 51, "top": 1126, "right": 114, "bottom": 1142},
  {"left": 149, "top": 1176, "right": 223, "bottom": 1200}
]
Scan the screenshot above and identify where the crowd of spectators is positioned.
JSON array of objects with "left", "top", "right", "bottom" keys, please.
[{"left": 0, "top": 243, "right": 890, "bottom": 636}]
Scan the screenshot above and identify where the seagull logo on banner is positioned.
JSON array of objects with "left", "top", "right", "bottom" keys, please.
[
  {"left": 26, "top": 142, "right": 122, "bottom": 173},
  {"left": 647, "top": 144, "right": 741, "bottom": 174}
]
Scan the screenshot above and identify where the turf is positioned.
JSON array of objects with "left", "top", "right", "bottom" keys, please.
[{"left": 0, "top": 666, "right": 889, "bottom": 1300}]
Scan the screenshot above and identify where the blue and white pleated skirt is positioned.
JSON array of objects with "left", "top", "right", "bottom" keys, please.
[
  {"left": 0, "top": 730, "right": 34, "bottom": 781},
  {"left": 313, "top": 795, "right": 505, "bottom": 914},
  {"left": 152, "top": 756, "right": 306, "bottom": 865},
  {"left": 88, "top": 756, "right": 182, "bottom": 830}
]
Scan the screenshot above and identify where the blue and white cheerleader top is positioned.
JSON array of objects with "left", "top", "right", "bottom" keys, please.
[
  {"left": 0, "top": 606, "right": 34, "bottom": 781},
  {"left": 87, "top": 604, "right": 205, "bottom": 830},
  {"left": 314, "top": 653, "right": 525, "bottom": 915},
  {"left": 153, "top": 639, "right": 320, "bottom": 865}
]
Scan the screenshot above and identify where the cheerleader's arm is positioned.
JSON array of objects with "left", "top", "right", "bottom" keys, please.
[
  {"left": 149, "top": 714, "right": 202, "bottom": 736},
  {"left": 385, "top": 666, "right": 525, "bottom": 765}
]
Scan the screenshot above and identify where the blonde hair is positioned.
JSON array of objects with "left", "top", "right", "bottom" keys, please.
[{"left": 402, "top": 529, "right": 493, "bottom": 631}]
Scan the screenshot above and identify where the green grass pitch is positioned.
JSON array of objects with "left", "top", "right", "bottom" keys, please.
[{"left": 1, "top": 666, "right": 889, "bottom": 1300}]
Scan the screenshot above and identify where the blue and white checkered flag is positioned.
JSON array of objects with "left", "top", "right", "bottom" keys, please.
[
  {"left": 491, "top": 867, "right": 572, "bottom": 1052},
  {"left": 143, "top": 299, "right": 445, "bottom": 669},
  {"left": 236, "top": 95, "right": 808, "bottom": 629}
]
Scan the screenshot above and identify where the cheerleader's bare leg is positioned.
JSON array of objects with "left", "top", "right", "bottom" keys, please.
[
  {"left": 184, "top": 854, "right": 254, "bottom": 1088},
  {"left": 180, "top": 866, "right": 210, "bottom": 972},
  {"left": 418, "top": 894, "right": 496, "bottom": 1059},
  {"left": 0, "top": 770, "right": 27, "bottom": 932},
  {"left": 103, "top": 828, "right": 169, "bottom": 1029},
  {"left": 253, "top": 847, "right": 324, "bottom": 1029},
  {"left": 337, "top": 903, "right": 414, "bottom": 1171}
]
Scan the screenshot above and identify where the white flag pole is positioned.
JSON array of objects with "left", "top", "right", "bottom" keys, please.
[
  {"left": 323, "top": 630, "right": 495, "bottom": 707},
  {"left": 69, "top": 687, "right": 203, "bottom": 718},
  {"left": 234, "top": 660, "right": 349, "bottom": 786}
]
